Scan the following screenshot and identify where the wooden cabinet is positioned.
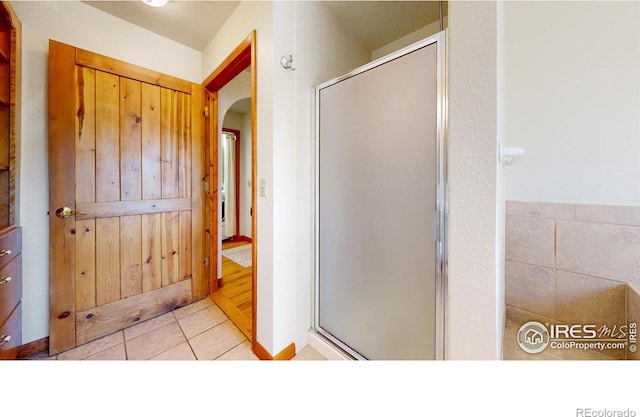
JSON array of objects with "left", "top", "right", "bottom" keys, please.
[
  {"left": 0, "top": 1, "right": 20, "bottom": 360},
  {"left": 0, "top": 226, "right": 21, "bottom": 359}
]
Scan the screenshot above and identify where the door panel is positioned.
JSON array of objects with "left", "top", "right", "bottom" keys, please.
[
  {"left": 48, "top": 40, "right": 205, "bottom": 355},
  {"left": 315, "top": 35, "right": 445, "bottom": 360}
]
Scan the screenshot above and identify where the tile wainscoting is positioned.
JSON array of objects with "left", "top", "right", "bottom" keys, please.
[{"left": 504, "top": 201, "right": 640, "bottom": 360}]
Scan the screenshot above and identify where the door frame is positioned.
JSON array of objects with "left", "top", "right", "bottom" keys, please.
[{"left": 202, "top": 31, "right": 257, "bottom": 347}]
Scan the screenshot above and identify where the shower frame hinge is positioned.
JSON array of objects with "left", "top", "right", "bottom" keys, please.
[
  {"left": 204, "top": 256, "right": 210, "bottom": 266},
  {"left": 204, "top": 106, "right": 210, "bottom": 117}
]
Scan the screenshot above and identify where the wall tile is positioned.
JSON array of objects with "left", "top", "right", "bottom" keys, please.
[
  {"left": 505, "top": 201, "right": 640, "bottom": 360},
  {"left": 506, "top": 261, "right": 556, "bottom": 318},
  {"left": 576, "top": 204, "right": 640, "bottom": 227},
  {"left": 556, "top": 270, "right": 626, "bottom": 327},
  {"left": 506, "top": 215, "right": 555, "bottom": 267},
  {"left": 557, "top": 220, "right": 640, "bottom": 284},
  {"left": 506, "top": 201, "right": 575, "bottom": 220}
]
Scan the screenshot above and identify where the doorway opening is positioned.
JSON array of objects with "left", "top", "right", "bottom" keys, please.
[{"left": 203, "top": 31, "right": 257, "bottom": 347}]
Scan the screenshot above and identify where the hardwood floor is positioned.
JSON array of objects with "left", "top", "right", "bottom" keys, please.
[{"left": 211, "top": 240, "right": 253, "bottom": 340}]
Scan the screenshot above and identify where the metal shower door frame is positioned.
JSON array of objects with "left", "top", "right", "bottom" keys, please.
[{"left": 312, "top": 30, "right": 448, "bottom": 360}]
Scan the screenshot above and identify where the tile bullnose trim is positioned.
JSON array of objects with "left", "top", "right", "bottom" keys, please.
[
  {"left": 576, "top": 204, "right": 640, "bottom": 227},
  {"left": 506, "top": 201, "right": 576, "bottom": 220}
]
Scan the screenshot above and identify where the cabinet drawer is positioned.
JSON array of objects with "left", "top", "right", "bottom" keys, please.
[
  {"left": 0, "top": 226, "right": 20, "bottom": 269},
  {"left": 0, "top": 253, "right": 21, "bottom": 325},
  {"left": 0, "top": 301, "right": 21, "bottom": 360}
]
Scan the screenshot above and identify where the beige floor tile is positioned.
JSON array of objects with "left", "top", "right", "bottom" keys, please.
[
  {"left": 189, "top": 321, "right": 246, "bottom": 360},
  {"left": 216, "top": 340, "right": 259, "bottom": 360},
  {"left": 124, "top": 311, "right": 177, "bottom": 340},
  {"left": 57, "top": 331, "right": 124, "bottom": 360},
  {"left": 173, "top": 297, "right": 215, "bottom": 320},
  {"left": 85, "top": 343, "right": 126, "bottom": 360},
  {"left": 126, "top": 321, "right": 187, "bottom": 360},
  {"left": 177, "top": 304, "right": 229, "bottom": 339},
  {"left": 150, "top": 342, "right": 197, "bottom": 360},
  {"left": 292, "top": 345, "right": 327, "bottom": 360}
]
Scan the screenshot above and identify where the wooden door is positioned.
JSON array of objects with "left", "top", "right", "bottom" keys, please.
[{"left": 48, "top": 40, "right": 206, "bottom": 355}]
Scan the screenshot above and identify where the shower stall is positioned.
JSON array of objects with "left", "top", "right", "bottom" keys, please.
[{"left": 313, "top": 32, "right": 447, "bottom": 360}]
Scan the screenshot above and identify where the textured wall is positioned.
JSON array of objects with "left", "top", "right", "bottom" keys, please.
[{"left": 448, "top": 1, "right": 502, "bottom": 359}]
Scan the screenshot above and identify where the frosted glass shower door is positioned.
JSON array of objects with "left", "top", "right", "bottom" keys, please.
[{"left": 315, "top": 34, "right": 445, "bottom": 360}]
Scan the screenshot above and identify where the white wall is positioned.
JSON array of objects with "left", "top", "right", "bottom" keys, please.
[
  {"left": 286, "top": 0, "right": 371, "bottom": 353},
  {"left": 448, "top": 1, "right": 502, "bottom": 360},
  {"left": 202, "top": 0, "right": 277, "bottom": 353},
  {"left": 11, "top": 1, "right": 202, "bottom": 344},
  {"left": 504, "top": 1, "right": 640, "bottom": 206},
  {"left": 371, "top": 17, "right": 448, "bottom": 61}
]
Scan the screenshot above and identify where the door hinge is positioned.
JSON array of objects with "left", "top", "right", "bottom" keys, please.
[
  {"left": 204, "top": 106, "right": 210, "bottom": 117},
  {"left": 204, "top": 181, "right": 210, "bottom": 192},
  {"left": 204, "top": 256, "right": 210, "bottom": 266},
  {"left": 433, "top": 210, "right": 441, "bottom": 243}
]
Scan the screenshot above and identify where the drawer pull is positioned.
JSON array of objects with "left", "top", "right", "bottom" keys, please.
[
  {"left": 0, "top": 249, "right": 11, "bottom": 257},
  {"left": 0, "top": 276, "right": 11, "bottom": 285},
  {"left": 0, "top": 334, "right": 10, "bottom": 346}
]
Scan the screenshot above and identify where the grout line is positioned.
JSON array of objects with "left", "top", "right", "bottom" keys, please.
[{"left": 172, "top": 310, "right": 200, "bottom": 360}]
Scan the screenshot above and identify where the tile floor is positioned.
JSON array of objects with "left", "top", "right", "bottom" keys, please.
[{"left": 26, "top": 296, "right": 326, "bottom": 361}]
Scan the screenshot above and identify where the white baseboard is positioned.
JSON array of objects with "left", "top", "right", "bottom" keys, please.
[{"left": 307, "top": 330, "right": 352, "bottom": 361}]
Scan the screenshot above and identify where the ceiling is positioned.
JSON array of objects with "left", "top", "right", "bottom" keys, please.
[{"left": 82, "top": 1, "right": 445, "bottom": 52}]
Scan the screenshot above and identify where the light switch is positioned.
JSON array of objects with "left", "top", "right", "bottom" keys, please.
[{"left": 259, "top": 178, "right": 266, "bottom": 197}]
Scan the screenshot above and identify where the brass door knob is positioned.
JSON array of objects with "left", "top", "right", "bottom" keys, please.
[{"left": 55, "top": 207, "right": 85, "bottom": 218}]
